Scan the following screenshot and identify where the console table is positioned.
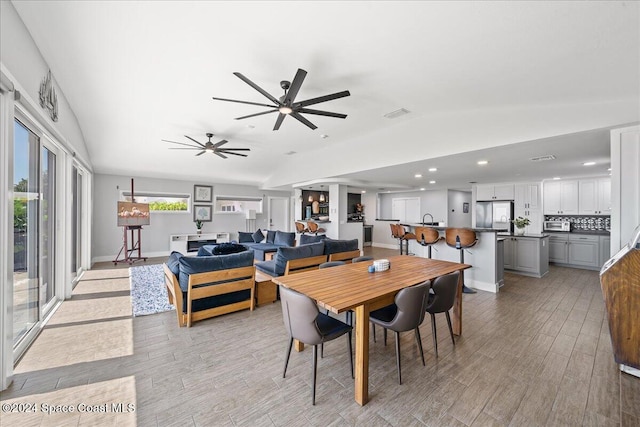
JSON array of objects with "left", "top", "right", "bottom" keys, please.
[{"left": 169, "top": 232, "right": 230, "bottom": 254}]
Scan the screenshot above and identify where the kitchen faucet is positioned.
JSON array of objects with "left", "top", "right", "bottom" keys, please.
[{"left": 422, "top": 213, "right": 434, "bottom": 226}]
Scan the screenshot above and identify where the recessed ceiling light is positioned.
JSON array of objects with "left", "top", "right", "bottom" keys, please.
[
  {"left": 607, "top": 168, "right": 611, "bottom": 171},
  {"left": 583, "top": 161, "right": 596, "bottom": 166},
  {"left": 477, "top": 160, "right": 489, "bottom": 165},
  {"left": 320, "top": 134, "right": 329, "bottom": 139},
  {"left": 420, "top": 188, "right": 426, "bottom": 191},
  {"left": 361, "top": 190, "right": 366, "bottom": 194},
  {"left": 553, "top": 177, "right": 561, "bottom": 180},
  {"left": 428, "top": 167, "right": 437, "bottom": 172},
  {"left": 414, "top": 173, "right": 422, "bottom": 178},
  {"left": 429, "top": 180, "right": 436, "bottom": 184}
]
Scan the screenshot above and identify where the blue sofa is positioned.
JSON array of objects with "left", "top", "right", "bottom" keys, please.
[
  {"left": 238, "top": 229, "right": 296, "bottom": 260},
  {"left": 163, "top": 250, "right": 255, "bottom": 327}
]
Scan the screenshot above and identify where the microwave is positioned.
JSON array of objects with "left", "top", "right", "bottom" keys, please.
[{"left": 544, "top": 220, "right": 571, "bottom": 232}]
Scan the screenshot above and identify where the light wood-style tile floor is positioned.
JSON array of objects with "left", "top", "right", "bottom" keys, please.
[{"left": 1, "top": 247, "right": 638, "bottom": 426}]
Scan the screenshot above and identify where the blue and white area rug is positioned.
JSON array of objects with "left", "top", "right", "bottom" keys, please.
[{"left": 129, "top": 264, "right": 175, "bottom": 317}]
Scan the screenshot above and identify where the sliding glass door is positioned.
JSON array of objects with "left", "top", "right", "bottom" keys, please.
[
  {"left": 71, "top": 165, "right": 83, "bottom": 282},
  {"left": 13, "top": 118, "right": 57, "bottom": 346}
]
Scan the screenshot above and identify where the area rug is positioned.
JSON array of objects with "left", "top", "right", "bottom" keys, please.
[{"left": 129, "top": 264, "right": 175, "bottom": 317}]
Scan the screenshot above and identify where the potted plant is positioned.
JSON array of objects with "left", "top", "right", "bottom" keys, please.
[
  {"left": 512, "top": 216, "right": 530, "bottom": 235},
  {"left": 195, "top": 219, "right": 203, "bottom": 234}
]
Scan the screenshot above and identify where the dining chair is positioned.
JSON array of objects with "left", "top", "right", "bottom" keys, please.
[
  {"left": 369, "top": 281, "right": 430, "bottom": 384},
  {"left": 352, "top": 256, "right": 373, "bottom": 263},
  {"left": 280, "top": 286, "right": 353, "bottom": 405},
  {"left": 319, "top": 261, "right": 346, "bottom": 269},
  {"left": 425, "top": 271, "right": 459, "bottom": 357}
]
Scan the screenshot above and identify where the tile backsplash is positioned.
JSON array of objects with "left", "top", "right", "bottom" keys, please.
[{"left": 545, "top": 215, "right": 610, "bottom": 231}]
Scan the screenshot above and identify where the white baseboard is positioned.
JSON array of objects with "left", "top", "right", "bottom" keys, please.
[
  {"left": 372, "top": 243, "right": 398, "bottom": 250},
  {"left": 91, "top": 251, "right": 169, "bottom": 266},
  {"left": 466, "top": 278, "right": 498, "bottom": 294}
]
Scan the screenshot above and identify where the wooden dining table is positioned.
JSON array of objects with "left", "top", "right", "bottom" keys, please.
[{"left": 271, "top": 254, "right": 470, "bottom": 406}]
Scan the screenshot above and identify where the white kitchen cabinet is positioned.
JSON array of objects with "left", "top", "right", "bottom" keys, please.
[
  {"left": 543, "top": 180, "right": 579, "bottom": 215},
  {"left": 476, "top": 184, "right": 515, "bottom": 201},
  {"left": 579, "top": 178, "right": 611, "bottom": 215},
  {"left": 503, "top": 236, "right": 549, "bottom": 277},
  {"left": 515, "top": 183, "right": 542, "bottom": 234},
  {"left": 169, "top": 232, "right": 230, "bottom": 254}
]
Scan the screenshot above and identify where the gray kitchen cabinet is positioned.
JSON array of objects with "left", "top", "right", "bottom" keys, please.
[
  {"left": 503, "top": 236, "right": 549, "bottom": 278},
  {"left": 548, "top": 234, "right": 569, "bottom": 263},
  {"left": 599, "top": 235, "right": 611, "bottom": 267},
  {"left": 568, "top": 234, "right": 599, "bottom": 268}
]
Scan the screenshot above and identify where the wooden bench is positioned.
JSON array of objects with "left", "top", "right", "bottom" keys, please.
[{"left": 254, "top": 255, "right": 328, "bottom": 306}]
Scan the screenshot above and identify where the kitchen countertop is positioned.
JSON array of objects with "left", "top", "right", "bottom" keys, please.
[
  {"left": 403, "top": 224, "right": 508, "bottom": 233},
  {"left": 545, "top": 230, "right": 610, "bottom": 236},
  {"left": 497, "top": 232, "right": 550, "bottom": 239}
]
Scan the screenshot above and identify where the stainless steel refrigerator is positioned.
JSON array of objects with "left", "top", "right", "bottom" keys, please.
[{"left": 476, "top": 201, "right": 514, "bottom": 232}]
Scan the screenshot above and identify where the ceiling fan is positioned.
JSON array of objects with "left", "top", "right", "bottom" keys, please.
[
  {"left": 212, "top": 68, "right": 350, "bottom": 131},
  {"left": 162, "top": 133, "right": 250, "bottom": 159}
]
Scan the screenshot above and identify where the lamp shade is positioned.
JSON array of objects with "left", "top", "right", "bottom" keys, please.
[{"left": 246, "top": 209, "right": 256, "bottom": 220}]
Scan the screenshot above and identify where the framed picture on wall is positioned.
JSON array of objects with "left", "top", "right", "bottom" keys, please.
[
  {"left": 463, "top": 202, "right": 470, "bottom": 213},
  {"left": 194, "top": 185, "right": 212, "bottom": 202},
  {"left": 193, "top": 204, "right": 212, "bottom": 222}
]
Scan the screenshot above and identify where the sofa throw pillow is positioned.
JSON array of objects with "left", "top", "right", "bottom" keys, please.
[
  {"left": 252, "top": 229, "right": 264, "bottom": 243},
  {"left": 238, "top": 232, "right": 254, "bottom": 243},
  {"left": 324, "top": 238, "right": 359, "bottom": 255},
  {"left": 299, "top": 234, "right": 327, "bottom": 245},
  {"left": 167, "top": 251, "right": 183, "bottom": 276},
  {"left": 212, "top": 243, "right": 247, "bottom": 255},
  {"left": 266, "top": 230, "right": 277, "bottom": 244},
  {"left": 178, "top": 251, "right": 254, "bottom": 292},
  {"left": 274, "top": 241, "right": 325, "bottom": 275},
  {"left": 274, "top": 230, "right": 296, "bottom": 247}
]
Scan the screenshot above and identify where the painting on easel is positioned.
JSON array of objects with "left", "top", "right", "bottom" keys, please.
[{"left": 117, "top": 201, "right": 150, "bottom": 227}]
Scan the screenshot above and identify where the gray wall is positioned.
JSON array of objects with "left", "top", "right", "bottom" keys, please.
[
  {"left": 92, "top": 174, "right": 291, "bottom": 262},
  {"left": 447, "top": 190, "right": 472, "bottom": 228}
]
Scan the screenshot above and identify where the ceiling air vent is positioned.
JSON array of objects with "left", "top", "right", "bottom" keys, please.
[
  {"left": 384, "top": 108, "right": 410, "bottom": 119},
  {"left": 285, "top": 151, "right": 297, "bottom": 155},
  {"left": 530, "top": 155, "right": 556, "bottom": 162}
]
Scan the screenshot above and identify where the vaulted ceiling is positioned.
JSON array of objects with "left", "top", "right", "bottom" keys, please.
[{"left": 12, "top": 1, "right": 639, "bottom": 191}]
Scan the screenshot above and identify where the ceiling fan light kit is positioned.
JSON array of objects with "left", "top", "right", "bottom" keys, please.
[{"left": 212, "top": 68, "right": 350, "bottom": 131}]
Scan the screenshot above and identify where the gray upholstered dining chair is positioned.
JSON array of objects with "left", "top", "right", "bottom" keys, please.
[
  {"left": 369, "top": 281, "right": 430, "bottom": 384},
  {"left": 319, "top": 261, "right": 346, "bottom": 269},
  {"left": 280, "top": 286, "right": 353, "bottom": 405},
  {"left": 425, "top": 271, "right": 459, "bottom": 357},
  {"left": 352, "top": 256, "right": 373, "bottom": 263}
]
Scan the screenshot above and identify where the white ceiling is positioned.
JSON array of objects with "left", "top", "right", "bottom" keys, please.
[{"left": 12, "top": 1, "right": 640, "bottom": 191}]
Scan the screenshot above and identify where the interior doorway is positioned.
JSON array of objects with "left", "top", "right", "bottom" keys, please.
[{"left": 268, "top": 197, "right": 290, "bottom": 232}]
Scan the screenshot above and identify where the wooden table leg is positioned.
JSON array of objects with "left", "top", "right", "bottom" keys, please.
[
  {"left": 452, "top": 269, "right": 463, "bottom": 336},
  {"left": 294, "top": 339, "right": 305, "bottom": 352},
  {"left": 354, "top": 305, "right": 369, "bottom": 405}
]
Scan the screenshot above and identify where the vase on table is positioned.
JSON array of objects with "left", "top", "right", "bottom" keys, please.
[{"left": 515, "top": 227, "right": 525, "bottom": 236}]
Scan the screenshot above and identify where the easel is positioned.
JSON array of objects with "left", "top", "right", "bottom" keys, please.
[{"left": 113, "top": 179, "right": 148, "bottom": 265}]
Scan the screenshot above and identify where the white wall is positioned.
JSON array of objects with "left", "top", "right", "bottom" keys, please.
[
  {"left": 378, "top": 189, "right": 448, "bottom": 224},
  {"left": 447, "top": 190, "right": 472, "bottom": 228},
  {"left": 611, "top": 125, "right": 640, "bottom": 252},
  {"left": 92, "top": 174, "right": 292, "bottom": 262}
]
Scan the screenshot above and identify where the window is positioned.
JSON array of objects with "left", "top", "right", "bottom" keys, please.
[
  {"left": 121, "top": 191, "right": 190, "bottom": 212},
  {"left": 214, "top": 196, "right": 263, "bottom": 214}
]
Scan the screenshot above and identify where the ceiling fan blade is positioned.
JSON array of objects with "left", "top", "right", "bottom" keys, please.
[
  {"left": 233, "top": 72, "right": 281, "bottom": 105},
  {"left": 213, "top": 140, "right": 228, "bottom": 148},
  {"left": 296, "top": 90, "right": 351, "bottom": 108},
  {"left": 184, "top": 135, "right": 206, "bottom": 148},
  {"left": 235, "top": 109, "right": 279, "bottom": 120},
  {"left": 163, "top": 140, "right": 201, "bottom": 148},
  {"left": 221, "top": 151, "right": 248, "bottom": 157},
  {"left": 283, "top": 68, "right": 307, "bottom": 105},
  {"left": 291, "top": 112, "right": 317, "bottom": 130},
  {"left": 273, "top": 113, "right": 286, "bottom": 130},
  {"left": 169, "top": 147, "right": 202, "bottom": 150},
  {"left": 214, "top": 151, "right": 227, "bottom": 159},
  {"left": 218, "top": 148, "right": 250, "bottom": 151},
  {"left": 196, "top": 150, "right": 206, "bottom": 156},
  {"left": 298, "top": 108, "right": 347, "bottom": 119},
  {"left": 211, "top": 96, "right": 275, "bottom": 108}
]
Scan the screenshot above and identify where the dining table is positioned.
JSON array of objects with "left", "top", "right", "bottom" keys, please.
[{"left": 271, "top": 254, "right": 470, "bottom": 406}]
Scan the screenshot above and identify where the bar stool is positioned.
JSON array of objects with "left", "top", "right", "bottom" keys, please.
[
  {"left": 295, "top": 222, "right": 309, "bottom": 234},
  {"left": 414, "top": 226, "right": 442, "bottom": 259},
  {"left": 445, "top": 228, "right": 477, "bottom": 294},
  {"left": 307, "top": 221, "right": 326, "bottom": 235},
  {"left": 399, "top": 225, "right": 417, "bottom": 256},
  {"left": 390, "top": 224, "right": 405, "bottom": 254}
]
